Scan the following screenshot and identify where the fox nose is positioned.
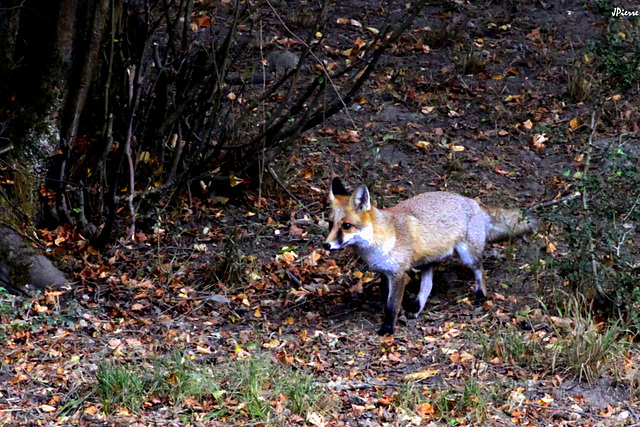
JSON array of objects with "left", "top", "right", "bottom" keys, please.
[{"left": 323, "top": 242, "right": 331, "bottom": 250}]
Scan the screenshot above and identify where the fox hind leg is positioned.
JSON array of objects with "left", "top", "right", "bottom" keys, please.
[
  {"left": 455, "top": 242, "right": 487, "bottom": 303},
  {"left": 472, "top": 266, "right": 487, "bottom": 304}
]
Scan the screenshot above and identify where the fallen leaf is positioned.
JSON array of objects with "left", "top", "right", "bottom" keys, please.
[
  {"left": 34, "top": 303, "right": 48, "bottom": 313},
  {"left": 547, "top": 241, "right": 557, "bottom": 253},
  {"left": 532, "top": 134, "right": 548, "bottom": 150},
  {"left": 197, "top": 15, "right": 212, "bottom": 28},
  {"left": 417, "top": 402, "right": 435, "bottom": 415},
  {"left": 229, "top": 172, "right": 243, "bottom": 187},
  {"left": 263, "top": 339, "right": 279, "bottom": 348},
  {"left": 415, "top": 141, "right": 430, "bottom": 150},
  {"left": 197, "top": 345, "right": 212, "bottom": 354},
  {"left": 276, "top": 251, "right": 297, "bottom": 264},
  {"left": 289, "top": 224, "right": 304, "bottom": 237},
  {"left": 377, "top": 397, "right": 392, "bottom": 406},
  {"left": 539, "top": 396, "right": 554, "bottom": 405},
  {"left": 9, "top": 374, "right": 28, "bottom": 384},
  {"left": 406, "top": 368, "right": 439, "bottom": 379},
  {"left": 363, "top": 271, "right": 376, "bottom": 283},
  {"left": 125, "top": 338, "right": 143, "bottom": 348},
  {"left": 549, "top": 316, "right": 573, "bottom": 328},
  {"left": 307, "top": 412, "right": 326, "bottom": 427},
  {"left": 569, "top": 117, "right": 584, "bottom": 129}
]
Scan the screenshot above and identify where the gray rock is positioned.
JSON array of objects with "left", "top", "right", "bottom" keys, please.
[
  {"left": 266, "top": 51, "right": 299, "bottom": 74},
  {"left": 0, "top": 227, "right": 68, "bottom": 295}
]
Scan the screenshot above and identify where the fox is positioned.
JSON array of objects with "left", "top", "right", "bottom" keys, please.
[{"left": 323, "top": 177, "right": 537, "bottom": 335}]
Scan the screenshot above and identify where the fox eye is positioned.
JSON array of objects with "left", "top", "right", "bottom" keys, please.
[{"left": 341, "top": 223, "right": 353, "bottom": 230}]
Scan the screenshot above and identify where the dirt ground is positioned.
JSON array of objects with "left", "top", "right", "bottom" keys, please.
[{"left": 2, "top": 0, "right": 640, "bottom": 426}]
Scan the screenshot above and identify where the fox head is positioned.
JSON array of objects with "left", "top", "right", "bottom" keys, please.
[{"left": 323, "top": 178, "right": 374, "bottom": 250}]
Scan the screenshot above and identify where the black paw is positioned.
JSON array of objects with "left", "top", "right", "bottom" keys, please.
[
  {"left": 377, "top": 324, "right": 395, "bottom": 336},
  {"left": 474, "top": 290, "right": 487, "bottom": 306},
  {"left": 405, "top": 298, "right": 421, "bottom": 314}
]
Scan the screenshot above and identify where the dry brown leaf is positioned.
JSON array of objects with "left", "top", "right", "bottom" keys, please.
[
  {"left": 307, "top": 412, "right": 326, "bottom": 427},
  {"left": 405, "top": 368, "right": 439, "bottom": 379},
  {"left": 263, "top": 339, "right": 279, "bottom": 348},
  {"left": 546, "top": 241, "right": 557, "bottom": 253},
  {"left": 569, "top": 117, "right": 584, "bottom": 129}
]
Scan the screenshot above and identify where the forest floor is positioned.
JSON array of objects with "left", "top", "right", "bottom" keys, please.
[{"left": 2, "top": 0, "right": 640, "bottom": 426}]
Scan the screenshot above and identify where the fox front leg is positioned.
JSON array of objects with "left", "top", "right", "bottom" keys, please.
[
  {"left": 406, "top": 264, "right": 434, "bottom": 318},
  {"left": 378, "top": 272, "right": 406, "bottom": 335}
]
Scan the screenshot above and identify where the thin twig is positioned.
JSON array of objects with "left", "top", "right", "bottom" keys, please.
[
  {"left": 265, "top": 0, "right": 357, "bottom": 131},
  {"left": 267, "top": 165, "right": 314, "bottom": 216},
  {"left": 124, "top": 66, "right": 138, "bottom": 241},
  {"left": 622, "top": 194, "right": 640, "bottom": 223},
  {"left": 165, "top": 133, "right": 182, "bottom": 186},
  {"left": 257, "top": 20, "right": 266, "bottom": 211},
  {"left": 527, "top": 192, "right": 581, "bottom": 211},
  {"left": 125, "top": 135, "right": 136, "bottom": 240},
  {"left": 0, "top": 0, "right": 26, "bottom": 12},
  {"left": 0, "top": 186, "right": 30, "bottom": 221},
  {"left": 522, "top": 402, "right": 607, "bottom": 419},
  {"left": 582, "top": 111, "right": 605, "bottom": 297},
  {"left": 285, "top": 270, "right": 303, "bottom": 287}
]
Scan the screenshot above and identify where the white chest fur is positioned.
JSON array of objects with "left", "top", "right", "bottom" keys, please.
[{"left": 356, "top": 237, "right": 398, "bottom": 273}]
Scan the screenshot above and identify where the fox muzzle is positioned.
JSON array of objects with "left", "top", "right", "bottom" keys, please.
[{"left": 324, "top": 232, "right": 344, "bottom": 250}]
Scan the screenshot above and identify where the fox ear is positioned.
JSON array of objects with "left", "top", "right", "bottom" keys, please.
[
  {"left": 329, "top": 177, "right": 350, "bottom": 201},
  {"left": 351, "top": 185, "right": 371, "bottom": 211}
]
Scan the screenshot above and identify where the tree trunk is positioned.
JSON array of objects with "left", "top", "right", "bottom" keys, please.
[{"left": 0, "top": 0, "right": 108, "bottom": 294}]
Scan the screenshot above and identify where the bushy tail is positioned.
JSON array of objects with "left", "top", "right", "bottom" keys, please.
[{"left": 484, "top": 207, "right": 537, "bottom": 243}]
